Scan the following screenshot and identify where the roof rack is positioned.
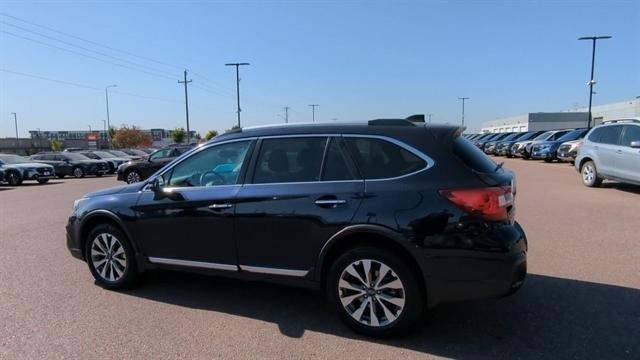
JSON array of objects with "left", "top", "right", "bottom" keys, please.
[{"left": 602, "top": 118, "right": 640, "bottom": 124}]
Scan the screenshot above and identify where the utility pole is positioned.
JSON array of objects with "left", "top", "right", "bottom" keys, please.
[
  {"left": 88, "top": 125, "right": 92, "bottom": 132},
  {"left": 308, "top": 104, "right": 319, "bottom": 122},
  {"left": 427, "top": 113, "right": 433, "bottom": 123},
  {"left": 283, "top": 107, "right": 290, "bottom": 123},
  {"left": 578, "top": 36, "right": 612, "bottom": 129},
  {"left": 178, "top": 69, "right": 193, "bottom": 144},
  {"left": 101, "top": 120, "right": 107, "bottom": 149},
  {"left": 11, "top": 112, "right": 18, "bottom": 150},
  {"left": 458, "top": 97, "right": 469, "bottom": 127},
  {"left": 225, "top": 62, "right": 250, "bottom": 128},
  {"left": 105, "top": 84, "right": 117, "bottom": 148}
]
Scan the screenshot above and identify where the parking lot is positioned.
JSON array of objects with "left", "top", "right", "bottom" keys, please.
[{"left": 1, "top": 158, "right": 639, "bottom": 359}]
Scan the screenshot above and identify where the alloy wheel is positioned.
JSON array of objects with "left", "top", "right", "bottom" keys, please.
[
  {"left": 582, "top": 164, "right": 595, "bottom": 184},
  {"left": 90, "top": 233, "right": 127, "bottom": 282},
  {"left": 126, "top": 171, "right": 141, "bottom": 184},
  {"left": 7, "top": 172, "right": 20, "bottom": 186},
  {"left": 338, "top": 259, "right": 405, "bottom": 327},
  {"left": 73, "top": 168, "right": 84, "bottom": 178}
]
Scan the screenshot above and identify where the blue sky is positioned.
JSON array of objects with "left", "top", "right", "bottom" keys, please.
[{"left": 1, "top": 0, "right": 638, "bottom": 137}]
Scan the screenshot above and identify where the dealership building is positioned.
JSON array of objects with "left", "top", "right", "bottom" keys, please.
[
  {"left": 481, "top": 97, "right": 640, "bottom": 133},
  {"left": 27, "top": 128, "right": 197, "bottom": 148}
]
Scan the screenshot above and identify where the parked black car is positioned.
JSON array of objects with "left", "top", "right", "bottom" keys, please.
[
  {"left": 530, "top": 128, "right": 589, "bottom": 162},
  {"left": 0, "top": 153, "right": 55, "bottom": 185},
  {"left": 481, "top": 132, "right": 514, "bottom": 154},
  {"left": 116, "top": 145, "right": 192, "bottom": 183},
  {"left": 30, "top": 152, "right": 109, "bottom": 178},
  {"left": 496, "top": 131, "right": 544, "bottom": 157},
  {"left": 80, "top": 151, "right": 129, "bottom": 174},
  {"left": 67, "top": 120, "right": 527, "bottom": 336}
]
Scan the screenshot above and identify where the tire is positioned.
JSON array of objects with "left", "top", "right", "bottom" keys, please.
[
  {"left": 85, "top": 224, "right": 138, "bottom": 289},
  {"left": 5, "top": 170, "right": 22, "bottom": 186},
  {"left": 72, "top": 167, "right": 85, "bottom": 178},
  {"left": 37, "top": 178, "right": 49, "bottom": 184},
  {"left": 581, "top": 160, "right": 603, "bottom": 187},
  {"left": 125, "top": 169, "right": 142, "bottom": 184},
  {"left": 544, "top": 158, "right": 552, "bottom": 163},
  {"left": 326, "top": 246, "right": 424, "bottom": 337},
  {"left": 57, "top": 174, "right": 65, "bottom": 179}
]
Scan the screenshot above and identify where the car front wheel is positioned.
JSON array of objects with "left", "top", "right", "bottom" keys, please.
[
  {"left": 72, "top": 167, "right": 85, "bottom": 178},
  {"left": 327, "top": 246, "right": 424, "bottom": 337},
  {"left": 5, "top": 171, "right": 22, "bottom": 186},
  {"left": 86, "top": 224, "right": 138, "bottom": 289},
  {"left": 581, "top": 160, "right": 602, "bottom": 187},
  {"left": 37, "top": 178, "right": 49, "bottom": 184},
  {"left": 125, "top": 170, "right": 142, "bottom": 184}
]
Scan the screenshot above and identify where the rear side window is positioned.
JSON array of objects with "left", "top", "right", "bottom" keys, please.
[
  {"left": 253, "top": 137, "right": 327, "bottom": 183},
  {"left": 599, "top": 126, "right": 623, "bottom": 145},
  {"left": 322, "top": 138, "right": 359, "bottom": 181},
  {"left": 621, "top": 125, "right": 640, "bottom": 147},
  {"left": 453, "top": 137, "right": 498, "bottom": 173},
  {"left": 344, "top": 137, "right": 426, "bottom": 179}
]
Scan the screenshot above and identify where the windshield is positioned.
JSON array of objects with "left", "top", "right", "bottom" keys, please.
[
  {"left": 556, "top": 129, "right": 587, "bottom": 142},
  {"left": 501, "top": 133, "right": 521, "bottom": 141},
  {"left": 109, "top": 150, "right": 129, "bottom": 157},
  {"left": 534, "top": 131, "right": 554, "bottom": 140},
  {"left": 127, "top": 149, "right": 148, "bottom": 156},
  {"left": 93, "top": 151, "right": 116, "bottom": 158},
  {"left": 0, "top": 154, "right": 29, "bottom": 164},
  {"left": 81, "top": 152, "right": 100, "bottom": 159},
  {"left": 64, "top": 153, "right": 90, "bottom": 161}
]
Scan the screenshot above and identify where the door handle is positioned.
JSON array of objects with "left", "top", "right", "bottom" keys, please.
[
  {"left": 314, "top": 199, "right": 347, "bottom": 206},
  {"left": 209, "top": 203, "right": 233, "bottom": 210}
]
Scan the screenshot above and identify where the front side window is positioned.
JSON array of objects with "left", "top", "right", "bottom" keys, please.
[
  {"left": 166, "top": 141, "right": 251, "bottom": 187},
  {"left": 253, "top": 137, "right": 327, "bottom": 184},
  {"left": 150, "top": 148, "right": 172, "bottom": 161},
  {"left": 621, "top": 125, "right": 640, "bottom": 147},
  {"left": 344, "top": 137, "right": 426, "bottom": 179}
]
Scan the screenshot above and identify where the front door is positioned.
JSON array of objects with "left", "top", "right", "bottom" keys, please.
[
  {"left": 132, "top": 140, "right": 254, "bottom": 269},
  {"left": 617, "top": 125, "right": 640, "bottom": 182},
  {"left": 235, "top": 136, "right": 364, "bottom": 275}
]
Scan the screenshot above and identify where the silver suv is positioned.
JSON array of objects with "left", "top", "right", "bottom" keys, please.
[{"left": 575, "top": 119, "right": 640, "bottom": 187}]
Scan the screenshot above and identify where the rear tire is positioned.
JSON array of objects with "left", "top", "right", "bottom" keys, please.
[
  {"left": 37, "top": 178, "right": 49, "bottom": 184},
  {"left": 581, "top": 160, "right": 602, "bottom": 187},
  {"left": 326, "top": 246, "right": 424, "bottom": 337},
  {"left": 6, "top": 171, "right": 22, "bottom": 186},
  {"left": 544, "top": 158, "right": 552, "bottom": 163},
  {"left": 85, "top": 224, "right": 138, "bottom": 289},
  {"left": 72, "top": 167, "right": 85, "bottom": 178}
]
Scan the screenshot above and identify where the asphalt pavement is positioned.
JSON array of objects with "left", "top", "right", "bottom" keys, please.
[{"left": 1, "top": 158, "right": 639, "bottom": 359}]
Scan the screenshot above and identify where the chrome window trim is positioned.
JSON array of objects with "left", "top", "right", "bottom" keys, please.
[
  {"left": 148, "top": 257, "right": 238, "bottom": 271},
  {"left": 239, "top": 265, "right": 309, "bottom": 277}
]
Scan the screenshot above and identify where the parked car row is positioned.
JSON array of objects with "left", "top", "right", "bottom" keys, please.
[{"left": 464, "top": 118, "right": 640, "bottom": 187}]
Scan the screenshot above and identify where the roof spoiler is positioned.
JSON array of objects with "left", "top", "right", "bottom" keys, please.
[{"left": 368, "top": 114, "right": 426, "bottom": 126}]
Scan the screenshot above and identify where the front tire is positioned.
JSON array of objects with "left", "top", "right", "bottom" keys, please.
[
  {"left": 581, "top": 160, "right": 602, "bottom": 187},
  {"left": 57, "top": 174, "right": 65, "bottom": 179},
  {"left": 125, "top": 169, "right": 142, "bottom": 184},
  {"left": 5, "top": 171, "right": 22, "bottom": 186},
  {"left": 85, "top": 224, "right": 138, "bottom": 289},
  {"left": 72, "top": 167, "right": 85, "bottom": 178},
  {"left": 327, "top": 246, "right": 424, "bottom": 337},
  {"left": 37, "top": 178, "right": 49, "bottom": 184}
]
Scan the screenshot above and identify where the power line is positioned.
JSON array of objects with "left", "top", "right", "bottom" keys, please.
[{"left": 1, "top": 30, "right": 180, "bottom": 81}]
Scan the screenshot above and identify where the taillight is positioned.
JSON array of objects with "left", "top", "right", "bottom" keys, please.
[{"left": 440, "top": 186, "right": 514, "bottom": 221}]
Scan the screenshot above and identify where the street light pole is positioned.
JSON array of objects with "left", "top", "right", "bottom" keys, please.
[
  {"left": 101, "top": 120, "right": 107, "bottom": 149},
  {"left": 578, "top": 36, "right": 612, "bottom": 129},
  {"left": 11, "top": 112, "right": 18, "bottom": 150},
  {"left": 283, "top": 107, "right": 290, "bottom": 123},
  {"left": 458, "top": 97, "right": 469, "bottom": 127},
  {"left": 105, "top": 84, "right": 117, "bottom": 148},
  {"left": 308, "top": 104, "right": 319, "bottom": 122},
  {"left": 225, "top": 62, "right": 250, "bottom": 128}
]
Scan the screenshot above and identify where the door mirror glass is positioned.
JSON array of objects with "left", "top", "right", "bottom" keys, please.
[{"left": 631, "top": 141, "right": 640, "bottom": 149}]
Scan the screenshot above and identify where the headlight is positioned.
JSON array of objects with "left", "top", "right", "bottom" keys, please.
[{"left": 72, "top": 198, "right": 87, "bottom": 212}]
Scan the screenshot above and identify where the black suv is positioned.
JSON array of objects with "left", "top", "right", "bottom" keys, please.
[
  {"left": 67, "top": 121, "right": 527, "bottom": 336},
  {"left": 30, "top": 152, "right": 109, "bottom": 178},
  {"left": 116, "top": 145, "right": 192, "bottom": 184}
]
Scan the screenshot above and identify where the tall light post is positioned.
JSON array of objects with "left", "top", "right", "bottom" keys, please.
[
  {"left": 11, "top": 112, "right": 18, "bottom": 149},
  {"left": 308, "top": 104, "right": 319, "bottom": 122},
  {"left": 225, "top": 62, "right": 250, "bottom": 128},
  {"left": 105, "top": 84, "right": 117, "bottom": 147},
  {"left": 458, "top": 97, "right": 469, "bottom": 127},
  {"left": 101, "top": 120, "right": 107, "bottom": 149},
  {"left": 578, "top": 36, "right": 612, "bottom": 129}
]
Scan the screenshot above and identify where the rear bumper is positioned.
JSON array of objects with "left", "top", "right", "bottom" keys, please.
[{"left": 422, "top": 223, "right": 528, "bottom": 307}]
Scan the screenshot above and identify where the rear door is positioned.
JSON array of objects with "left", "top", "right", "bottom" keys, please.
[
  {"left": 617, "top": 125, "right": 640, "bottom": 182},
  {"left": 234, "top": 136, "right": 364, "bottom": 276}
]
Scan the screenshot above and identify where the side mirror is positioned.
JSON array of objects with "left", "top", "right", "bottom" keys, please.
[
  {"left": 630, "top": 141, "right": 640, "bottom": 149},
  {"left": 148, "top": 177, "right": 161, "bottom": 192}
]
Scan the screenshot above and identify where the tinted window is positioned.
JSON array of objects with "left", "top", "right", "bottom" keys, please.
[
  {"left": 534, "top": 131, "right": 554, "bottom": 140},
  {"left": 322, "top": 138, "right": 359, "bottom": 181},
  {"left": 621, "top": 125, "right": 640, "bottom": 146},
  {"left": 344, "top": 137, "right": 426, "bottom": 179},
  {"left": 64, "top": 153, "right": 90, "bottom": 161},
  {"left": 556, "top": 129, "right": 587, "bottom": 142},
  {"left": 453, "top": 137, "right": 498, "bottom": 173},
  {"left": 150, "top": 148, "right": 172, "bottom": 161},
  {"left": 81, "top": 152, "right": 100, "bottom": 159},
  {"left": 253, "top": 137, "right": 327, "bottom": 184},
  {"left": 167, "top": 141, "right": 251, "bottom": 187},
  {"left": 599, "top": 126, "right": 623, "bottom": 145},
  {"left": 549, "top": 130, "right": 570, "bottom": 140}
]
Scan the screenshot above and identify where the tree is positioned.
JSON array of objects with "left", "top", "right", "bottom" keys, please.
[
  {"left": 50, "top": 139, "right": 64, "bottom": 152},
  {"left": 204, "top": 130, "right": 218, "bottom": 141},
  {"left": 171, "top": 128, "right": 187, "bottom": 144},
  {"left": 112, "top": 125, "right": 153, "bottom": 148}
]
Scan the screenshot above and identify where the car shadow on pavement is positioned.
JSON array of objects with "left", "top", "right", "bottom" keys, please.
[
  {"left": 601, "top": 181, "right": 640, "bottom": 195},
  {"left": 121, "top": 272, "right": 639, "bottom": 359}
]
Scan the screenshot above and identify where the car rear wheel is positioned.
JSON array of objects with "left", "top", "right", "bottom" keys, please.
[
  {"left": 5, "top": 171, "right": 22, "bottom": 186},
  {"left": 86, "top": 224, "right": 138, "bottom": 289},
  {"left": 581, "top": 160, "right": 602, "bottom": 187},
  {"left": 327, "top": 246, "right": 424, "bottom": 337},
  {"left": 125, "top": 170, "right": 142, "bottom": 184},
  {"left": 72, "top": 167, "right": 84, "bottom": 178},
  {"left": 37, "top": 178, "right": 49, "bottom": 184}
]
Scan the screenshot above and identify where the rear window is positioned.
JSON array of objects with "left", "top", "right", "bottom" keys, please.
[
  {"left": 453, "top": 137, "right": 498, "bottom": 173},
  {"left": 344, "top": 137, "right": 426, "bottom": 179}
]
